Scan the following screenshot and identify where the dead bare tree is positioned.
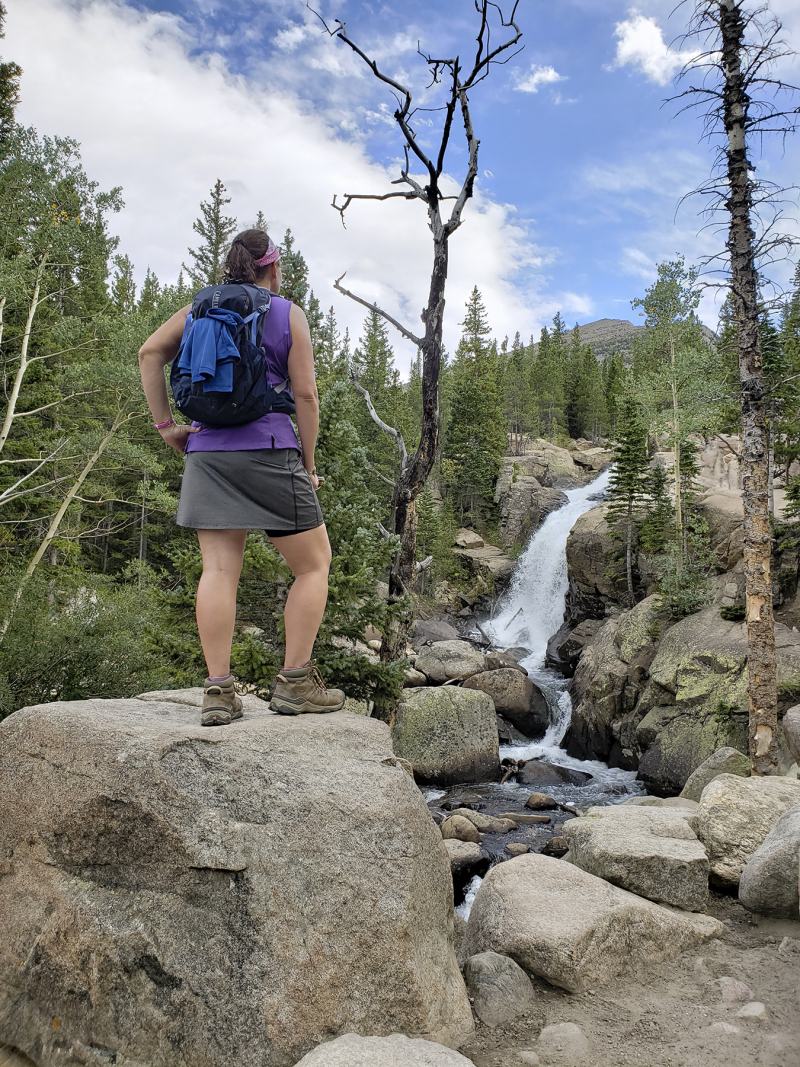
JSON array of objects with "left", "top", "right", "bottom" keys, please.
[
  {"left": 676, "top": 0, "right": 799, "bottom": 774},
  {"left": 313, "top": 2, "right": 522, "bottom": 723}
]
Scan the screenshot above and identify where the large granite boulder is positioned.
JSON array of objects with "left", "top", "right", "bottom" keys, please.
[
  {"left": 738, "top": 803, "right": 800, "bottom": 918},
  {"left": 294, "top": 1034, "right": 476, "bottom": 1066},
  {"left": 493, "top": 459, "right": 567, "bottom": 548},
  {"left": 451, "top": 544, "right": 515, "bottom": 587},
  {"left": 545, "top": 618, "right": 605, "bottom": 677},
  {"left": 564, "top": 505, "right": 620, "bottom": 618},
  {"left": 562, "top": 804, "right": 709, "bottom": 911},
  {"left": 696, "top": 773, "right": 800, "bottom": 888},
  {"left": 0, "top": 694, "right": 473, "bottom": 1067},
  {"left": 414, "top": 641, "right": 486, "bottom": 684},
  {"left": 679, "top": 746, "right": 751, "bottom": 802},
  {"left": 461, "top": 670, "right": 549, "bottom": 739},
  {"left": 527, "top": 440, "right": 588, "bottom": 488},
  {"left": 412, "top": 619, "right": 460, "bottom": 649},
  {"left": 461, "top": 853, "right": 723, "bottom": 992},
  {"left": 392, "top": 687, "right": 500, "bottom": 786}
]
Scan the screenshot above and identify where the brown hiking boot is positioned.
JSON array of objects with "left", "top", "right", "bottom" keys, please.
[
  {"left": 201, "top": 675, "right": 243, "bottom": 727},
  {"left": 270, "top": 662, "right": 345, "bottom": 715}
]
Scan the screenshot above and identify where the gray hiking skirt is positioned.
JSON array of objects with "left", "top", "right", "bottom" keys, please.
[{"left": 177, "top": 448, "right": 324, "bottom": 537}]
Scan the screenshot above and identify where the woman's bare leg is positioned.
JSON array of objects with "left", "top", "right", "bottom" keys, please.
[
  {"left": 270, "top": 525, "right": 332, "bottom": 668},
  {"left": 196, "top": 529, "right": 247, "bottom": 677}
]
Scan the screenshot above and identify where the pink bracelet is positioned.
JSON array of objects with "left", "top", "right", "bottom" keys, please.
[{"left": 155, "top": 419, "right": 175, "bottom": 430}]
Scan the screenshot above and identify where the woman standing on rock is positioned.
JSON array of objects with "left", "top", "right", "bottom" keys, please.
[{"left": 138, "top": 229, "right": 344, "bottom": 725}]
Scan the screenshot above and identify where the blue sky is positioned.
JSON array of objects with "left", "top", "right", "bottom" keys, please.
[{"left": 7, "top": 0, "right": 800, "bottom": 369}]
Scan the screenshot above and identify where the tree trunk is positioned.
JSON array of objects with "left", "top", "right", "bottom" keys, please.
[
  {"left": 0, "top": 414, "right": 127, "bottom": 643},
  {"left": 373, "top": 224, "right": 447, "bottom": 724},
  {"left": 0, "top": 251, "right": 48, "bottom": 454},
  {"left": 720, "top": 0, "right": 778, "bottom": 774}
]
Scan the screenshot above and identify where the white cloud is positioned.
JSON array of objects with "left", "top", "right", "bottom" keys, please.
[
  {"left": 610, "top": 12, "right": 700, "bottom": 86},
  {"left": 8, "top": 0, "right": 548, "bottom": 371},
  {"left": 514, "top": 65, "right": 566, "bottom": 94}
]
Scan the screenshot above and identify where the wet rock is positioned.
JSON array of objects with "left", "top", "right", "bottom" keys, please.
[
  {"left": 679, "top": 746, "right": 751, "bottom": 802},
  {"left": 498, "top": 812, "right": 551, "bottom": 826},
  {"left": 0, "top": 696, "right": 473, "bottom": 1066},
  {"left": 535, "top": 1022, "right": 590, "bottom": 1066},
  {"left": 564, "top": 505, "right": 620, "bottom": 618},
  {"left": 462, "top": 951, "right": 537, "bottom": 1028},
  {"left": 495, "top": 465, "right": 567, "bottom": 549},
  {"left": 562, "top": 805, "right": 709, "bottom": 911},
  {"left": 525, "top": 792, "right": 559, "bottom": 810},
  {"left": 572, "top": 448, "right": 613, "bottom": 472},
  {"left": 541, "top": 836, "right": 569, "bottom": 857},
  {"left": 412, "top": 620, "right": 461, "bottom": 650},
  {"left": 462, "top": 670, "right": 548, "bottom": 739},
  {"left": 517, "top": 759, "right": 593, "bottom": 788},
  {"left": 449, "top": 808, "right": 518, "bottom": 834},
  {"left": 697, "top": 773, "right": 800, "bottom": 888},
  {"left": 444, "top": 840, "right": 490, "bottom": 902},
  {"left": 414, "top": 640, "right": 487, "bottom": 683},
  {"left": 294, "top": 1034, "right": 477, "bottom": 1066},
  {"left": 546, "top": 618, "right": 605, "bottom": 677},
  {"left": 455, "top": 528, "right": 484, "bottom": 549},
  {"left": 461, "top": 854, "right": 723, "bottom": 993},
  {"left": 496, "top": 714, "right": 530, "bottom": 744},
  {"left": 441, "top": 815, "right": 483, "bottom": 844},
  {"left": 506, "top": 843, "right": 530, "bottom": 857},
  {"left": 738, "top": 802, "right": 800, "bottom": 918},
  {"left": 504, "top": 647, "right": 532, "bottom": 662},
  {"left": 485, "top": 651, "right": 528, "bottom": 675},
  {"left": 393, "top": 687, "right": 500, "bottom": 787}
]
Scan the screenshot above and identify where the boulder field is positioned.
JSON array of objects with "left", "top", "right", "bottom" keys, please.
[{"left": 0, "top": 693, "right": 473, "bottom": 1067}]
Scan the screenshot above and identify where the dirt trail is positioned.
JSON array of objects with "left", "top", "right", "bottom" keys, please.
[{"left": 461, "top": 894, "right": 800, "bottom": 1067}]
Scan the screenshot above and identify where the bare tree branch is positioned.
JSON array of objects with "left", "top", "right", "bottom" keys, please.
[
  {"left": 350, "top": 374, "right": 408, "bottom": 470},
  {"left": 334, "top": 273, "right": 423, "bottom": 348}
]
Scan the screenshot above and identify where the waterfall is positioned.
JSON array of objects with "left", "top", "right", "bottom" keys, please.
[
  {"left": 488, "top": 467, "right": 612, "bottom": 669},
  {"left": 485, "top": 466, "right": 643, "bottom": 791}
]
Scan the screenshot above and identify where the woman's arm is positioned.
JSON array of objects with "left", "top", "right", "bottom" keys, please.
[
  {"left": 138, "top": 305, "right": 199, "bottom": 453},
  {"left": 287, "top": 303, "right": 320, "bottom": 487}
]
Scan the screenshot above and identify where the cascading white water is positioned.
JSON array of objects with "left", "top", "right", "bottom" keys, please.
[
  {"left": 489, "top": 468, "right": 612, "bottom": 670},
  {"left": 485, "top": 466, "right": 643, "bottom": 791}
]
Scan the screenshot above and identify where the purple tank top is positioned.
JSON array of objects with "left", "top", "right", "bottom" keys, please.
[{"left": 185, "top": 293, "right": 301, "bottom": 453}]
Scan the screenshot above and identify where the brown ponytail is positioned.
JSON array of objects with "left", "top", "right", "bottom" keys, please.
[{"left": 223, "top": 229, "right": 271, "bottom": 284}]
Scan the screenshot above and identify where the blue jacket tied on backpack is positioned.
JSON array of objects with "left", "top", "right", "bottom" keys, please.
[{"left": 177, "top": 307, "right": 244, "bottom": 393}]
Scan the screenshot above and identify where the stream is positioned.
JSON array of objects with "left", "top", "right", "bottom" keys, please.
[{"left": 440, "top": 468, "right": 646, "bottom": 917}]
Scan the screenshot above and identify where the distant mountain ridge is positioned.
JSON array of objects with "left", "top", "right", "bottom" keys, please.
[{"left": 531, "top": 317, "right": 717, "bottom": 363}]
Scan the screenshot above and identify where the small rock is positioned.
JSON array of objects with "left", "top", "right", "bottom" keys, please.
[
  {"left": 518, "top": 760, "right": 593, "bottom": 788},
  {"left": 294, "top": 1033, "right": 476, "bottom": 1065},
  {"left": 535, "top": 1022, "right": 589, "bottom": 1065},
  {"left": 443, "top": 839, "right": 485, "bottom": 879},
  {"left": 485, "top": 651, "right": 528, "bottom": 675},
  {"left": 450, "top": 808, "right": 518, "bottom": 834},
  {"left": 367, "top": 639, "right": 382, "bottom": 652},
  {"left": 718, "top": 976, "right": 753, "bottom": 1002},
  {"left": 517, "top": 1053, "right": 540, "bottom": 1066},
  {"left": 525, "top": 793, "right": 559, "bottom": 810},
  {"left": 402, "top": 667, "right": 428, "bottom": 688},
  {"left": 497, "top": 812, "right": 551, "bottom": 826},
  {"left": 708, "top": 1022, "right": 740, "bottom": 1035},
  {"left": 541, "top": 836, "right": 569, "bottom": 858},
  {"left": 735, "top": 1001, "right": 767, "bottom": 1021},
  {"left": 441, "top": 815, "right": 482, "bottom": 844},
  {"left": 454, "top": 528, "right": 484, "bottom": 549},
  {"left": 462, "top": 951, "right": 537, "bottom": 1029},
  {"left": 504, "top": 647, "right": 532, "bottom": 662},
  {"left": 506, "top": 843, "right": 529, "bottom": 857},
  {"left": 679, "top": 746, "right": 751, "bottom": 802}
]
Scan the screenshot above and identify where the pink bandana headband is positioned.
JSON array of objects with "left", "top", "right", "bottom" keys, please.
[{"left": 254, "top": 237, "right": 280, "bottom": 268}]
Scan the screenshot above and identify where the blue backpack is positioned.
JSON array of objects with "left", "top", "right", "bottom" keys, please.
[{"left": 170, "top": 282, "right": 296, "bottom": 428}]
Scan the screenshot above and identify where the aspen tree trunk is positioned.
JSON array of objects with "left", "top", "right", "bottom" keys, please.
[
  {"left": 720, "top": 0, "right": 778, "bottom": 773},
  {"left": 0, "top": 415, "right": 126, "bottom": 643},
  {"left": 0, "top": 251, "right": 48, "bottom": 454}
]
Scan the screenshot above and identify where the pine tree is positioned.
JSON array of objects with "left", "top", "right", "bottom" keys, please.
[
  {"left": 137, "top": 267, "right": 160, "bottom": 313},
  {"left": 533, "top": 317, "right": 566, "bottom": 438},
  {"left": 0, "top": 3, "right": 21, "bottom": 145},
  {"left": 110, "top": 254, "right": 136, "bottom": 316},
  {"left": 605, "top": 392, "right": 651, "bottom": 602},
  {"left": 574, "top": 343, "right": 608, "bottom": 440},
  {"left": 603, "top": 351, "right": 626, "bottom": 431},
  {"left": 443, "top": 288, "right": 506, "bottom": 519},
  {"left": 182, "top": 179, "right": 237, "bottom": 287}
]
